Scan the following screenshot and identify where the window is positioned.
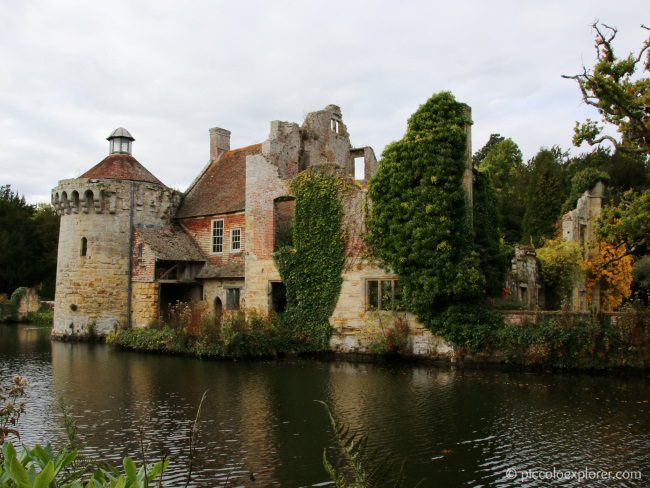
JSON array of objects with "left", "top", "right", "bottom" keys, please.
[
  {"left": 137, "top": 243, "right": 143, "bottom": 259},
  {"left": 366, "top": 279, "right": 402, "bottom": 311},
  {"left": 211, "top": 219, "right": 224, "bottom": 253},
  {"left": 231, "top": 228, "right": 241, "bottom": 252},
  {"left": 226, "top": 288, "right": 240, "bottom": 310},
  {"left": 80, "top": 237, "right": 88, "bottom": 257},
  {"left": 270, "top": 282, "right": 287, "bottom": 314}
]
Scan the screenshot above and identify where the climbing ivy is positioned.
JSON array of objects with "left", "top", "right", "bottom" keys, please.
[
  {"left": 367, "top": 92, "right": 484, "bottom": 329},
  {"left": 274, "top": 169, "right": 346, "bottom": 350}
]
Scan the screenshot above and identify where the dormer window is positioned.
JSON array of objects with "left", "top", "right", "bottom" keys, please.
[{"left": 107, "top": 127, "right": 135, "bottom": 155}]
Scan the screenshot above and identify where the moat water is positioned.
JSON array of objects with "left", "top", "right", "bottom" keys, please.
[{"left": 1, "top": 324, "right": 649, "bottom": 487}]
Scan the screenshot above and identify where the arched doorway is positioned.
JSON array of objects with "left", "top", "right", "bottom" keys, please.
[{"left": 214, "top": 297, "right": 223, "bottom": 324}]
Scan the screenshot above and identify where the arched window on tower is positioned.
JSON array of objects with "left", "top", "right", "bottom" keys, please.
[{"left": 80, "top": 237, "right": 88, "bottom": 257}]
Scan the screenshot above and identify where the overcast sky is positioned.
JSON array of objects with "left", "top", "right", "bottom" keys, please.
[{"left": 1, "top": 1, "right": 648, "bottom": 203}]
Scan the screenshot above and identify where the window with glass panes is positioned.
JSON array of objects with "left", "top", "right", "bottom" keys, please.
[
  {"left": 366, "top": 279, "right": 402, "bottom": 311},
  {"left": 211, "top": 219, "right": 224, "bottom": 253},
  {"left": 231, "top": 228, "right": 241, "bottom": 252}
]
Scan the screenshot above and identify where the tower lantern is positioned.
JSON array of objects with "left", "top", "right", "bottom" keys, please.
[{"left": 107, "top": 127, "right": 135, "bottom": 155}]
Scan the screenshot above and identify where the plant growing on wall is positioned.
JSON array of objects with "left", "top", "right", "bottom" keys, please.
[
  {"left": 274, "top": 169, "right": 347, "bottom": 350},
  {"left": 366, "top": 92, "right": 483, "bottom": 329}
]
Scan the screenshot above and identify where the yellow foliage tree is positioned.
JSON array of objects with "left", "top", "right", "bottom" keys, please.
[{"left": 586, "top": 241, "right": 633, "bottom": 310}]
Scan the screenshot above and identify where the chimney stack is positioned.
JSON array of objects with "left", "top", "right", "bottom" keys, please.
[{"left": 209, "top": 127, "right": 231, "bottom": 160}]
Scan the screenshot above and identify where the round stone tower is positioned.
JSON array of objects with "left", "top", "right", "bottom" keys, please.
[{"left": 51, "top": 128, "right": 180, "bottom": 338}]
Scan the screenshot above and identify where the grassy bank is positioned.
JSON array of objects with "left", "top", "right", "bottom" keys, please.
[
  {"left": 107, "top": 312, "right": 285, "bottom": 359},
  {"left": 106, "top": 306, "right": 650, "bottom": 370}
]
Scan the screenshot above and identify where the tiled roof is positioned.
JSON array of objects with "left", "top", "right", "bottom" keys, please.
[
  {"left": 196, "top": 262, "right": 244, "bottom": 279},
  {"left": 176, "top": 144, "right": 261, "bottom": 218},
  {"left": 81, "top": 154, "right": 164, "bottom": 185},
  {"left": 138, "top": 226, "right": 205, "bottom": 261}
]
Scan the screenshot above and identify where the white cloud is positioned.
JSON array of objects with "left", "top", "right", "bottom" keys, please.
[{"left": 0, "top": 0, "right": 647, "bottom": 202}]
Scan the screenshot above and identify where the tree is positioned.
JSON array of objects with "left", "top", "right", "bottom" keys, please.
[
  {"left": 536, "top": 238, "right": 584, "bottom": 308},
  {"left": 475, "top": 136, "right": 527, "bottom": 243},
  {"left": 586, "top": 240, "right": 633, "bottom": 311},
  {"left": 597, "top": 189, "right": 650, "bottom": 258},
  {"left": 473, "top": 171, "right": 510, "bottom": 297},
  {"left": 562, "top": 167, "right": 610, "bottom": 213},
  {"left": 472, "top": 133, "right": 505, "bottom": 166},
  {"left": 367, "top": 92, "right": 483, "bottom": 326},
  {"left": 563, "top": 23, "right": 650, "bottom": 154},
  {"left": 0, "top": 185, "right": 59, "bottom": 298},
  {"left": 522, "top": 148, "right": 568, "bottom": 246}
]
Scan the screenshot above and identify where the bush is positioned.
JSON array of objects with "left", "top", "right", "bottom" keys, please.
[{"left": 24, "top": 309, "right": 53, "bottom": 326}]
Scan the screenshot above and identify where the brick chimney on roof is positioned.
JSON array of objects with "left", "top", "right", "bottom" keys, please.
[{"left": 209, "top": 127, "right": 231, "bottom": 160}]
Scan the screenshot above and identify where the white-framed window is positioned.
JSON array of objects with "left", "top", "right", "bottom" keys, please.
[
  {"left": 231, "top": 227, "right": 241, "bottom": 252},
  {"left": 211, "top": 219, "right": 224, "bottom": 254}
]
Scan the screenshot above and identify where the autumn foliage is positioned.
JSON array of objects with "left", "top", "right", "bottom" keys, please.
[{"left": 586, "top": 241, "right": 633, "bottom": 311}]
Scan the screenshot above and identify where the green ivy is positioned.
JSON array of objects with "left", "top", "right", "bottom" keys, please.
[
  {"left": 274, "top": 169, "right": 346, "bottom": 350},
  {"left": 367, "top": 92, "right": 484, "bottom": 334}
]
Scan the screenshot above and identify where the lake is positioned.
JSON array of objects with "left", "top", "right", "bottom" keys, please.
[{"left": 1, "top": 324, "right": 649, "bottom": 486}]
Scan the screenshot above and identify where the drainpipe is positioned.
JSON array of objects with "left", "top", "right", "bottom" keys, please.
[{"left": 127, "top": 182, "right": 135, "bottom": 328}]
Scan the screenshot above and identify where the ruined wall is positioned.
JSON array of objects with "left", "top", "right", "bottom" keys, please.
[
  {"left": 506, "top": 246, "right": 543, "bottom": 309},
  {"left": 244, "top": 152, "right": 290, "bottom": 312},
  {"left": 561, "top": 181, "right": 605, "bottom": 311},
  {"left": 51, "top": 178, "right": 179, "bottom": 337}
]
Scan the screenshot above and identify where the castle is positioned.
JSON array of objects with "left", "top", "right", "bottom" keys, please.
[{"left": 51, "top": 105, "right": 468, "bottom": 355}]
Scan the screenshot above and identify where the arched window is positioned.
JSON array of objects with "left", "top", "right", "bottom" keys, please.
[
  {"left": 80, "top": 237, "right": 88, "bottom": 257},
  {"left": 71, "top": 191, "right": 80, "bottom": 213},
  {"left": 61, "top": 192, "right": 69, "bottom": 214},
  {"left": 84, "top": 190, "right": 94, "bottom": 213}
]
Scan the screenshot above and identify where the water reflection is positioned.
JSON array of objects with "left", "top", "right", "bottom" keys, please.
[{"left": 1, "top": 324, "right": 649, "bottom": 487}]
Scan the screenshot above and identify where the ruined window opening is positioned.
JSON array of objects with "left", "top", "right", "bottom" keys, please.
[
  {"left": 84, "top": 190, "right": 94, "bottom": 213},
  {"left": 211, "top": 219, "right": 224, "bottom": 254},
  {"left": 274, "top": 197, "right": 295, "bottom": 251},
  {"left": 270, "top": 282, "right": 287, "bottom": 314},
  {"left": 231, "top": 228, "right": 241, "bottom": 252},
  {"left": 520, "top": 285, "right": 528, "bottom": 305},
  {"left": 226, "top": 287, "right": 241, "bottom": 310},
  {"left": 366, "top": 279, "right": 402, "bottom": 311},
  {"left": 80, "top": 237, "right": 88, "bottom": 257},
  {"left": 354, "top": 157, "right": 365, "bottom": 180},
  {"left": 137, "top": 243, "right": 143, "bottom": 259}
]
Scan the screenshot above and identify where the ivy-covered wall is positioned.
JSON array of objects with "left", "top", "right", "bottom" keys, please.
[{"left": 274, "top": 169, "right": 347, "bottom": 350}]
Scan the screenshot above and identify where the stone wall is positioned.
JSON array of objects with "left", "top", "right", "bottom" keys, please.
[
  {"left": 131, "top": 282, "right": 159, "bottom": 328},
  {"left": 51, "top": 178, "right": 180, "bottom": 337}
]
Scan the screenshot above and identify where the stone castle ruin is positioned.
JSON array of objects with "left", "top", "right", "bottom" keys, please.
[{"left": 51, "top": 105, "right": 468, "bottom": 356}]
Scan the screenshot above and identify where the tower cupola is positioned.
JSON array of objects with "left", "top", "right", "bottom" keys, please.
[{"left": 107, "top": 127, "right": 135, "bottom": 155}]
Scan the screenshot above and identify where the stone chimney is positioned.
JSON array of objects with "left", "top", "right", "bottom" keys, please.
[{"left": 209, "top": 127, "right": 231, "bottom": 160}]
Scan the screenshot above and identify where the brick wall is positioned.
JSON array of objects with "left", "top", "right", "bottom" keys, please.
[{"left": 179, "top": 213, "right": 245, "bottom": 267}]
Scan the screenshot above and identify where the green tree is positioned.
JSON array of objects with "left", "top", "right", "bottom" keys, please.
[
  {"left": 473, "top": 171, "right": 510, "bottom": 297},
  {"left": 0, "top": 186, "right": 59, "bottom": 298},
  {"left": 597, "top": 189, "right": 650, "bottom": 258},
  {"left": 563, "top": 23, "right": 650, "bottom": 154},
  {"left": 562, "top": 167, "right": 610, "bottom": 213},
  {"left": 522, "top": 148, "right": 569, "bottom": 246},
  {"left": 367, "top": 92, "right": 483, "bottom": 326},
  {"left": 536, "top": 238, "right": 585, "bottom": 308},
  {"left": 475, "top": 136, "right": 527, "bottom": 243},
  {"left": 472, "top": 133, "right": 505, "bottom": 166},
  {"left": 31, "top": 204, "right": 60, "bottom": 299}
]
